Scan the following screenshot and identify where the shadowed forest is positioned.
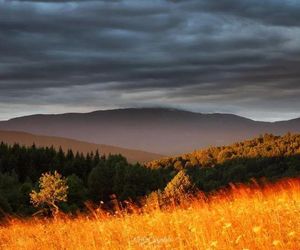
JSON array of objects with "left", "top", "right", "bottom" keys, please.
[{"left": 0, "top": 133, "right": 299, "bottom": 216}]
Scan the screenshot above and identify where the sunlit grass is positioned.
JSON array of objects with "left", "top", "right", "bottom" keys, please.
[{"left": 0, "top": 178, "right": 299, "bottom": 250}]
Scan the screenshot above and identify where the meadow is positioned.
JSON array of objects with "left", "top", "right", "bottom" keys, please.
[{"left": 0, "top": 178, "right": 299, "bottom": 250}]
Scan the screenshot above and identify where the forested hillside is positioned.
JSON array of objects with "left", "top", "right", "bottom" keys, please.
[
  {"left": 0, "top": 133, "right": 299, "bottom": 216},
  {"left": 148, "top": 133, "right": 300, "bottom": 168},
  {"left": 147, "top": 133, "right": 300, "bottom": 191}
]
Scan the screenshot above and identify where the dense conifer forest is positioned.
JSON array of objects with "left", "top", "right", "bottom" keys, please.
[{"left": 0, "top": 133, "right": 299, "bottom": 216}]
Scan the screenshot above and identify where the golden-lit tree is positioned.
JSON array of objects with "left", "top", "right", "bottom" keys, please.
[
  {"left": 163, "top": 170, "right": 194, "bottom": 205},
  {"left": 30, "top": 171, "right": 68, "bottom": 215}
]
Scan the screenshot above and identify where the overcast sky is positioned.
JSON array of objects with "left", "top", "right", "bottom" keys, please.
[{"left": 1, "top": 0, "right": 300, "bottom": 121}]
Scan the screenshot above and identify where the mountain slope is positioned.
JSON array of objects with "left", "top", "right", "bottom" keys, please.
[
  {"left": 1, "top": 108, "right": 300, "bottom": 155},
  {"left": 147, "top": 133, "right": 300, "bottom": 169},
  {"left": 0, "top": 130, "right": 163, "bottom": 163},
  {"left": 146, "top": 134, "right": 300, "bottom": 195}
]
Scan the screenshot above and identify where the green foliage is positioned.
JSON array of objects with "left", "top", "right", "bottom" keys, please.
[
  {"left": 0, "top": 193, "right": 11, "bottom": 215},
  {"left": 88, "top": 156, "right": 164, "bottom": 202},
  {"left": 66, "top": 174, "right": 87, "bottom": 210},
  {"left": 88, "top": 162, "right": 112, "bottom": 202},
  {"left": 30, "top": 171, "right": 68, "bottom": 215},
  {"left": 0, "top": 142, "right": 166, "bottom": 216},
  {"left": 0, "top": 172, "right": 21, "bottom": 212},
  {"left": 18, "top": 182, "right": 34, "bottom": 215},
  {"left": 1, "top": 133, "right": 300, "bottom": 216}
]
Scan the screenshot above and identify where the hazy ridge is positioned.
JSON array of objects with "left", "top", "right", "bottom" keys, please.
[
  {"left": 1, "top": 108, "right": 300, "bottom": 155},
  {"left": 0, "top": 130, "right": 163, "bottom": 163}
]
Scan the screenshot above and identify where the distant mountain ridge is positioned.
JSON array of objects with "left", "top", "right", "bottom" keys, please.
[
  {"left": 0, "top": 130, "right": 163, "bottom": 163},
  {"left": 0, "top": 108, "right": 300, "bottom": 155}
]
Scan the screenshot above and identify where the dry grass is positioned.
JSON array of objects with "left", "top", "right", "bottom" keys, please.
[{"left": 0, "top": 179, "right": 299, "bottom": 250}]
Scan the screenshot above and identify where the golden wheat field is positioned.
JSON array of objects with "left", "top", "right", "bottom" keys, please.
[{"left": 0, "top": 179, "right": 299, "bottom": 250}]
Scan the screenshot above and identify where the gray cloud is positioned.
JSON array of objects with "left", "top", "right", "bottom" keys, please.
[{"left": 0, "top": 0, "right": 300, "bottom": 121}]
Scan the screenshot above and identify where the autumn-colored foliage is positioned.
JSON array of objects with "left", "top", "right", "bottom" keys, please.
[
  {"left": 147, "top": 133, "right": 300, "bottom": 169},
  {"left": 0, "top": 178, "right": 299, "bottom": 250},
  {"left": 30, "top": 171, "right": 68, "bottom": 215}
]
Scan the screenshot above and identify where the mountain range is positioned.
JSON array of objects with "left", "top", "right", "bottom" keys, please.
[{"left": 1, "top": 108, "right": 300, "bottom": 155}]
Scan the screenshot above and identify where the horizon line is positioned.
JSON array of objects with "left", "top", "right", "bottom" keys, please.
[{"left": 0, "top": 107, "right": 299, "bottom": 123}]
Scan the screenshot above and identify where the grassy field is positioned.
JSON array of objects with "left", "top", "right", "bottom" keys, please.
[{"left": 0, "top": 179, "right": 299, "bottom": 250}]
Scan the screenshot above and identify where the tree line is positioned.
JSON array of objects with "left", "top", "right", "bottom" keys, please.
[
  {"left": 0, "top": 143, "right": 169, "bottom": 215},
  {"left": 0, "top": 133, "right": 300, "bottom": 216}
]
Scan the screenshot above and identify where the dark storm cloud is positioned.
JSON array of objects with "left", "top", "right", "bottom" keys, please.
[
  {"left": 1, "top": 0, "right": 300, "bottom": 121},
  {"left": 181, "top": 0, "right": 300, "bottom": 27}
]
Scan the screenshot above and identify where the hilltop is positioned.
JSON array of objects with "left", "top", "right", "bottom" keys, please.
[{"left": 1, "top": 108, "right": 300, "bottom": 155}]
